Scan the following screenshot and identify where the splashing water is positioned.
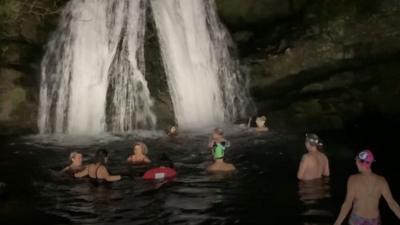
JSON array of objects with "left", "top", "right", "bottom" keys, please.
[{"left": 38, "top": 0, "right": 156, "bottom": 134}]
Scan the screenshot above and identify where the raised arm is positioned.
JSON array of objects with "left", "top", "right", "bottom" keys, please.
[
  {"left": 382, "top": 177, "right": 400, "bottom": 219},
  {"left": 334, "top": 176, "right": 356, "bottom": 225},
  {"left": 61, "top": 165, "right": 70, "bottom": 173},
  {"left": 74, "top": 166, "right": 88, "bottom": 178},
  {"left": 208, "top": 139, "right": 215, "bottom": 149}
]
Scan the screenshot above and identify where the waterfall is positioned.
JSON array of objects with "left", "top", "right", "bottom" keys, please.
[
  {"left": 38, "top": 0, "right": 255, "bottom": 134},
  {"left": 151, "top": 0, "right": 254, "bottom": 129},
  {"left": 38, "top": 0, "right": 156, "bottom": 134}
]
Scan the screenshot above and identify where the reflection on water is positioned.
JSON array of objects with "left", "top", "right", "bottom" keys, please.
[
  {"left": 2, "top": 130, "right": 398, "bottom": 225},
  {"left": 298, "top": 178, "right": 331, "bottom": 205},
  {"left": 298, "top": 177, "right": 333, "bottom": 225}
]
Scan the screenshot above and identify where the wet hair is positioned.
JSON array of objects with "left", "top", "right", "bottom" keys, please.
[
  {"left": 95, "top": 149, "right": 108, "bottom": 165},
  {"left": 69, "top": 151, "right": 79, "bottom": 161},
  {"left": 167, "top": 125, "right": 178, "bottom": 135},
  {"left": 158, "top": 153, "right": 174, "bottom": 168},
  {"left": 134, "top": 142, "right": 148, "bottom": 155},
  {"left": 213, "top": 128, "right": 223, "bottom": 135},
  {"left": 305, "top": 133, "right": 324, "bottom": 150}
]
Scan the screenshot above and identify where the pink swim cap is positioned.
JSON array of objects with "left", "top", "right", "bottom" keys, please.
[{"left": 356, "top": 150, "right": 375, "bottom": 167}]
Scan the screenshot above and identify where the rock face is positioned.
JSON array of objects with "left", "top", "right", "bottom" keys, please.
[
  {"left": 0, "top": 0, "right": 67, "bottom": 134},
  {"left": 1, "top": 0, "right": 400, "bottom": 134},
  {"left": 216, "top": 0, "right": 400, "bottom": 130}
]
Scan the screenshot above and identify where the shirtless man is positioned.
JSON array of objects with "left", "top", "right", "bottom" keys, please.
[
  {"left": 334, "top": 150, "right": 400, "bottom": 225},
  {"left": 297, "top": 133, "right": 329, "bottom": 181}
]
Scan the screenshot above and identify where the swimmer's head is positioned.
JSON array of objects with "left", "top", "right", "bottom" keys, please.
[
  {"left": 133, "top": 142, "right": 148, "bottom": 155},
  {"left": 212, "top": 128, "right": 224, "bottom": 140},
  {"left": 256, "top": 116, "right": 267, "bottom": 127},
  {"left": 168, "top": 126, "right": 177, "bottom": 135},
  {"left": 305, "top": 133, "right": 323, "bottom": 151},
  {"left": 356, "top": 150, "right": 375, "bottom": 170},
  {"left": 95, "top": 149, "right": 108, "bottom": 165},
  {"left": 69, "top": 152, "right": 82, "bottom": 165}
]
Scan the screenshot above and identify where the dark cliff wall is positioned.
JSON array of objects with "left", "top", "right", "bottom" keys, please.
[{"left": 216, "top": 0, "right": 400, "bottom": 131}]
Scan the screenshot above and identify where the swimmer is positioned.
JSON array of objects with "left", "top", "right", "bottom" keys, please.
[
  {"left": 127, "top": 142, "right": 151, "bottom": 164},
  {"left": 297, "top": 133, "right": 329, "bottom": 181},
  {"left": 74, "top": 149, "right": 121, "bottom": 182},
  {"left": 207, "top": 128, "right": 235, "bottom": 172},
  {"left": 255, "top": 116, "right": 269, "bottom": 132},
  {"left": 61, "top": 152, "right": 85, "bottom": 175},
  {"left": 208, "top": 128, "right": 226, "bottom": 148},
  {"left": 334, "top": 150, "right": 400, "bottom": 225},
  {"left": 167, "top": 125, "right": 178, "bottom": 137}
]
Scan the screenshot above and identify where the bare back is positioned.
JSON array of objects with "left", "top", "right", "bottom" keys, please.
[
  {"left": 298, "top": 151, "right": 329, "bottom": 181},
  {"left": 87, "top": 164, "right": 105, "bottom": 179},
  {"left": 350, "top": 174, "right": 385, "bottom": 218}
]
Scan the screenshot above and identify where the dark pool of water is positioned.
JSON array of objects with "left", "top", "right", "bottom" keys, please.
[{"left": 0, "top": 129, "right": 399, "bottom": 225}]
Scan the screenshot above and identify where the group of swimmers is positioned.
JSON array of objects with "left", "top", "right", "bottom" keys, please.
[
  {"left": 60, "top": 118, "right": 400, "bottom": 225},
  {"left": 297, "top": 133, "right": 400, "bottom": 225}
]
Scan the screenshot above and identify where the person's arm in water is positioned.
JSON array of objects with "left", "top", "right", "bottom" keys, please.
[
  {"left": 99, "top": 166, "right": 121, "bottom": 182},
  {"left": 61, "top": 165, "right": 71, "bottom": 173},
  {"left": 74, "top": 166, "right": 89, "bottom": 178},
  {"left": 297, "top": 155, "right": 308, "bottom": 180},
  {"left": 382, "top": 177, "right": 400, "bottom": 219},
  {"left": 247, "top": 117, "right": 252, "bottom": 128},
  {"left": 323, "top": 157, "right": 330, "bottom": 177},
  {"left": 334, "top": 176, "right": 356, "bottom": 225}
]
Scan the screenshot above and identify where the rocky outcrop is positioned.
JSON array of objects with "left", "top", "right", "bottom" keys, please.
[
  {"left": 0, "top": 0, "right": 67, "bottom": 134},
  {"left": 216, "top": 0, "right": 400, "bottom": 130}
]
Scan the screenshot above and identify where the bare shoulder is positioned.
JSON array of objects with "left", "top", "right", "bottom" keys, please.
[
  {"left": 375, "top": 174, "right": 388, "bottom": 186},
  {"left": 302, "top": 153, "right": 311, "bottom": 160},
  {"left": 321, "top": 152, "right": 329, "bottom": 160},
  {"left": 348, "top": 174, "right": 360, "bottom": 183}
]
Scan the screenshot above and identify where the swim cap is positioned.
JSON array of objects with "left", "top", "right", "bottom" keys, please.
[
  {"left": 356, "top": 150, "right": 375, "bottom": 166},
  {"left": 305, "top": 133, "right": 323, "bottom": 147}
]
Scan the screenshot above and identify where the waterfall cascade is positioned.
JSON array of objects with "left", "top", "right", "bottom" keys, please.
[
  {"left": 38, "top": 0, "right": 156, "bottom": 134},
  {"left": 38, "top": 0, "right": 254, "bottom": 134},
  {"left": 151, "top": 0, "right": 254, "bottom": 129}
]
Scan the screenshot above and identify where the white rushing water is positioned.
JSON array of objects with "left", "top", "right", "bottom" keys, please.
[
  {"left": 151, "top": 0, "right": 254, "bottom": 129},
  {"left": 39, "top": 0, "right": 254, "bottom": 134},
  {"left": 38, "top": 0, "right": 156, "bottom": 134}
]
